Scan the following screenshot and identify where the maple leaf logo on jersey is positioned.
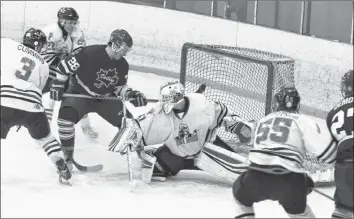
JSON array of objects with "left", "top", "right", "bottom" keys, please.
[{"left": 94, "top": 68, "right": 119, "bottom": 89}]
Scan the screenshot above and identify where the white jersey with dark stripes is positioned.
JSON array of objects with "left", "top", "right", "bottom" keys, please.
[
  {"left": 40, "top": 23, "right": 86, "bottom": 79},
  {"left": 138, "top": 93, "right": 228, "bottom": 158},
  {"left": 1, "top": 38, "right": 49, "bottom": 112},
  {"left": 250, "top": 111, "right": 334, "bottom": 173}
]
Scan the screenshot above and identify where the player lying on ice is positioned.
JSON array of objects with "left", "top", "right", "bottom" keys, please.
[{"left": 109, "top": 80, "right": 256, "bottom": 184}]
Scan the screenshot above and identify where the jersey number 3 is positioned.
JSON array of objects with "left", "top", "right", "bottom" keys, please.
[
  {"left": 15, "top": 57, "right": 36, "bottom": 81},
  {"left": 256, "top": 117, "right": 293, "bottom": 144}
]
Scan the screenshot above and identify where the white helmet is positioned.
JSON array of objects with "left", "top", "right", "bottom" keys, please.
[{"left": 159, "top": 81, "right": 185, "bottom": 114}]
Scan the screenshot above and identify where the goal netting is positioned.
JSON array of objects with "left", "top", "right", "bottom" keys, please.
[{"left": 180, "top": 43, "right": 334, "bottom": 187}]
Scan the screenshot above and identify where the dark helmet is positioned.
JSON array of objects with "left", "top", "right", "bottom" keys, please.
[
  {"left": 108, "top": 29, "right": 133, "bottom": 48},
  {"left": 57, "top": 7, "right": 79, "bottom": 21},
  {"left": 22, "top": 28, "right": 47, "bottom": 52},
  {"left": 340, "top": 70, "right": 353, "bottom": 98},
  {"left": 272, "top": 87, "right": 301, "bottom": 112}
]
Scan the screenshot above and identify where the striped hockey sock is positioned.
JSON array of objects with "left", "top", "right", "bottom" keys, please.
[
  {"left": 45, "top": 109, "right": 54, "bottom": 122},
  {"left": 57, "top": 118, "right": 75, "bottom": 155},
  {"left": 34, "top": 134, "right": 64, "bottom": 163}
]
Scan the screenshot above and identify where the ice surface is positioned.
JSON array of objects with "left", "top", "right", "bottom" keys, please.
[{"left": 1, "top": 71, "right": 335, "bottom": 218}]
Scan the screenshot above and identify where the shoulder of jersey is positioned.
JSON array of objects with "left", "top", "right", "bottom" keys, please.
[
  {"left": 42, "top": 23, "right": 62, "bottom": 40},
  {"left": 80, "top": 44, "right": 105, "bottom": 54},
  {"left": 185, "top": 93, "right": 209, "bottom": 106},
  {"left": 70, "top": 27, "right": 85, "bottom": 38}
]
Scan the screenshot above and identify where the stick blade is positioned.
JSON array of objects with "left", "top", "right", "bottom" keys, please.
[{"left": 71, "top": 159, "right": 104, "bottom": 172}]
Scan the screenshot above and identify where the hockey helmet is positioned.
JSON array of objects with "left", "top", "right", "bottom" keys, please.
[
  {"left": 340, "top": 70, "right": 353, "bottom": 98},
  {"left": 159, "top": 81, "right": 185, "bottom": 114},
  {"left": 22, "top": 28, "right": 47, "bottom": 53},
  {"left": 272, "top": 87, "right": 301, "bottom": 112},
  {"left": 108, "top": 29, "right": 133, "bottom": 54},
  {"left": 57, "top": 7, "right": 79, "bottom": 21}
]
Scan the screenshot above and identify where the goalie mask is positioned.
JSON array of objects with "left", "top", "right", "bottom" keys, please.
[
  {"left": 160, "top": 81, "right": 185, "bottom": 114},
  {"left": 340, "top": 70, "right": 353, "bottom": 98},
  {"left": 272, "top": 87, "right": 301, "bottom": 112}
]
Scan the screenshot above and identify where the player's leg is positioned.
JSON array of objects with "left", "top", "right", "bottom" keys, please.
[
  {"left": 1, "top": 106, "right": 15, "bottom": 139},
  {"left": 22, "top": 109, "right": 71, "bottom": 180},
  {"left": 272, "top": 171, "right": 315, "bottom": 218},
  {"left": 232, "top": 170, "right": 257, "bottom": 218},
  {"left": 57, "top": 97, "right": 92, "bottom": 169},
  {"left": 96, "top": 99, "right": 131, "bottom": 128},
  {"left": 332, "top": 151, "right": 353, "bottom": 218},
  {"left": 42, "top": 78, "right": 56, "bottom": 122},
  {"left": 80, "top": 114, "right": 99, "bottom": 139}
]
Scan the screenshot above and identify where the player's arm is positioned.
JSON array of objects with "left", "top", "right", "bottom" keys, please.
[
  {"left": 204, "top": 100, "right": 229, "bottom": 143},
  {"left": 302, "top": 115, "right": 337, "bottom": 164},
  {"left": 38, "top": 63, "right": 50, "bottom": 92},
  {"left": 71, "top": 29, "right": 86, "bottom": 55},
  {"left": 49, "top": 54, "right": 81, "bottom": 101},
  {"left": 113, "top": 61, "right": 147, "bottom": 107}
]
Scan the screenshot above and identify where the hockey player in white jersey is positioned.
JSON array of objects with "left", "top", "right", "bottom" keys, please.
[
  {"left": 232, "top": 87, "right": 335, "bottom": 218},
  {"left": 109, "top": 81, "right": 255, "bottom": 184},
  {"left": 41, "top": 7, "right": 98, "bottom": 139},
  {"left": 1, "top": 28, "right": 71, "bottom": 184}
]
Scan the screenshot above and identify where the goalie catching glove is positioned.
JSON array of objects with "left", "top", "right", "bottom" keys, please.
[{"left": 223, "top": 115, "right": 256, "bottom": 145}]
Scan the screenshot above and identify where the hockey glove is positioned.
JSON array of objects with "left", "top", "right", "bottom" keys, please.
[
  {"left": 50, "top": 80, "right": 66, "bottom": 101},
  {"left": 126, "top": 90, "right": 148, "bottom": 107},
  {"left": 223, "top": 115, "right": 256, "bottom": 145}
]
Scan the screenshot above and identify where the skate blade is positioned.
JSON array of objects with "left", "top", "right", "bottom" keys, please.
[
  {"left": 152, "top": 176, "right": 166, "bottom": 182},
  {"left": 59, "top": 176, "right": 72, "bottom": 186}
]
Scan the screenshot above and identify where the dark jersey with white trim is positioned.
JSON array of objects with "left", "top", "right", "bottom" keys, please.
[
  {"left": 57, "top": 45, "right": 129, "bottom": 97},
  {"left": 326, "top": 96, "right": 353, "bottom": 160}
]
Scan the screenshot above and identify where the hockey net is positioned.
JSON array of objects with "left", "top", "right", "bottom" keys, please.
[{"left": 180, "top": 43, "right": 334, "bottom": 187}]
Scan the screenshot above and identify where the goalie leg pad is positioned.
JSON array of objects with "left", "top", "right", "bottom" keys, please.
[
  {"left": 195, "top": 142, "right": 249, "bottom": 184},
  {"left": 137, "top": 150, "right": 157, "bottom": 183},
  {"left": 108, "top": 117, "right": 143, "bottom": 153}
]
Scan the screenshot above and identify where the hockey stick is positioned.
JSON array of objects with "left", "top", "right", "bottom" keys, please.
[
  {"left": 63, "top": 93, "right": 159, "bottom": 103},
  {"left": 313, "top": 188, "right": 334, "bottom": 201},
  {"left": 70, "top": 158, "right": 103, "bottom": 172},
  {"left": 62, "top": 83, "right": 207, "bottom": 102}
]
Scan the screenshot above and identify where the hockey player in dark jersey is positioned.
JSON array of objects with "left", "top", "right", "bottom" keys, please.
[
  {"left": 49, "top": 29, "right": 148, "bottom": 170},
  {"left": 326, "top": 70, "right": 353, "bottom": 218}
]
